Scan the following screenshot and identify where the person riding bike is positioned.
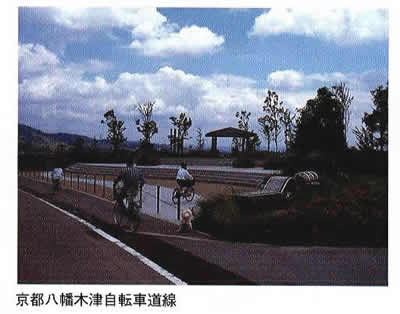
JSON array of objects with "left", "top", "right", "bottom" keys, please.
[
  {"left": 176, "top": 162, "right": 194, "bottom": 196},
  {"left": 51, "top": 167, "right": 63, "bottom": 192},
  {"left": 113, "top": 160, "right": 144, "bottom": 230}
]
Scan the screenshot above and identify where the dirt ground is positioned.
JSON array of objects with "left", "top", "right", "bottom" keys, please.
[
  {"left": 28, "top": 171, "right": 253, "bottom": 199},
  {"left": 145, "top": 178, "right": 254, "bottom": 197}
]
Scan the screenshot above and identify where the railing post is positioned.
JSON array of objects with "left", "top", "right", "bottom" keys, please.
[
  {"left": 177, "top": 194, "right": 181, "bottom": 220},
  {"left": 77, "top": 175, "right": 80, "bottom": 190},
  {"left": 102, "top": 175, "right": 106, "bottom": 197},
  {"left": 139, "top": 184, "right": 143, "bottom": 207},
  {"left": 70, "top": 172, "right": 73, "bottom": 188},
  {"left": 63, "top": 172, "right": 65, "bottom": 186},
  {"left": 94, "top": 175, "right": 97, "bottom": 194},
  {"left": 46, "top": 171, "right": 49, "bottom": 182},
  {"left": 85, "top": 175, "right": 88, "bottom": 192},
  {"left": 156, "top": 185, "right": 160, "bottom": 214}
]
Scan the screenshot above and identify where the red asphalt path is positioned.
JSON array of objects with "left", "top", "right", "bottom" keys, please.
[
  {"left": 18, "top": 190, "right": 172, "bottom": 284},
  {"left": 18, "top": 176, "right": 387, "bottom": 285}
]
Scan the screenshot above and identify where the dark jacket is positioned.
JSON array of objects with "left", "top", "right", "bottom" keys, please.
[{"left": 113, "top": 166, "right": 144, "bottom": 200}]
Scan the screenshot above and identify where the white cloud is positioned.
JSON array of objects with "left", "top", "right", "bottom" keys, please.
[
  {"left": 268, "top": 70, "right": 305, "bottom": 90},
  {"left": 266, "top": 69, "right": 383, "bottom": 93},
  {"left": 18, "top": 43, "right": 60, "bottom": 78},
  {"left": 51, "top": 8, "right": 166, "bottom": 31},
  {"left": 249, "top": 8, "right": 388, "bottom": 44},
  {"left": 130, "top": 25, "right": 224, "bottom": 56},
  {"left": 18, "top": 43, "right": 257, "bottom": 123},
  {"left": 19, "top": 44, "right": 386, "bottom": 146},
  {"left": 49, "top": 8, "right": 224, "bottom": 56}
]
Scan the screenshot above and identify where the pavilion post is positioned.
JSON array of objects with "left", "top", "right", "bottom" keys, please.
[
  {"left": 173, "top": 129, "right": 177, "bottom": 154},
  {"left": 169, "top": 129, "right": 173, "bottom": 152},
  {"left": 211, "top": 136, "right": 218, "bottom": 152},
  {"left": 178, "top": 129, "right": 183, "bottom": 156}
]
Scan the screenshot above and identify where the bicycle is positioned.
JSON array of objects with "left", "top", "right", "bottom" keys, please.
[
  {"left": 112, "top": 182, "right": 142, "bottom": 232},
  {"left": 172, "top": 183, "right": 195, "bottom": 204},
  {"left": 256, "top": 177, "right": 269, "bottom": 191},
  {"left": 52, "top": 178, "right": 61, "bottom": 193}
]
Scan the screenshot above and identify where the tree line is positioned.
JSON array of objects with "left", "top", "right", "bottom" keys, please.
[{"left": 97, "top": 81, "right": 388, "bottom": 156}]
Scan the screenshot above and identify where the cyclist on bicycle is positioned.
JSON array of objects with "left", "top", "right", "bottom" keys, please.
[
  {"left": 176, "top": 162, "right": 194, "bottom": 196},
  {"left": 113, "top": 160, "right": 144, "bottom": 218},
  {"left": 51, "top": 167, "right": 63, "bottom": 192}
]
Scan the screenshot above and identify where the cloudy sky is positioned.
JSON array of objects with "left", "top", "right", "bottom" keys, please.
[{"left": 18, "top": 7, "right": 388, "bottom": 148}]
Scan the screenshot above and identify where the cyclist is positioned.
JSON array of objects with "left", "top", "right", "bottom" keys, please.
[
  {"left": 113, "top": 160, "right": 144, "bottom": 231},
  {"left": 176, "top": 162, "right": 194, "bottom": 196},
  {"left": 51, "top": 167, "right": 63, "bottom": 192}
]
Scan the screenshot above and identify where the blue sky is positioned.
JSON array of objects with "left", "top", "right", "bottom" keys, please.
[{"left": 18, "top": 7, "right": 388, "bottom": 148}]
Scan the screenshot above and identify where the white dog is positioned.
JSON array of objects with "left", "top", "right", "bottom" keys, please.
[{"left": 178, "top": 208, "right": 194, "bottom": 233}]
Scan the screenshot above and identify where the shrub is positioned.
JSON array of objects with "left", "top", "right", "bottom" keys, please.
[
  {"left": 337, "top": 150, "right": 388, "bottom": 175},
  {"left": 194, "top": 178, "right": 387, "bottom": 246},
  {"left": 134, "top": 144, "right": 160, "bottom": 166},
  {"left": 232, "top": 155, "right": 255, "bottom": 168}
]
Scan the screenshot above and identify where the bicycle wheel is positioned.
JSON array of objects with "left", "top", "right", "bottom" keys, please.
[
  {"left": 112, "top": 202, "right": 129, "bottom": 227},
  {"left": 256, "top": 181, "right": 264, "bottom": 191},
  {"left": 128, "top": 207, "right": 141, "bottom": 233},
  {"left": 185, "top": 186, "right": 195, "bottom": 202},
  {"left": 172, "top": 188, "right": 180, "bottom": 205}
]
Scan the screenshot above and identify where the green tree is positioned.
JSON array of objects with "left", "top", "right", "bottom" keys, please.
[
  {"left": 353, "top": 83, "right": 388, "bottom": 151},
  {"left": 257, "top": 116, "right": 273, "bottom": 152},
  {"left": 262, "top": 90, "right": 284, "bottom": 152},
  {"left": 281, "top": 108, "right": 296, "bottom": 152},
  {"left": 235, "top": 110, "right": 250, "bottom": 152},
  {"left": 135, "top": 101, "right": 158, "bottom": 146},
  {"left": 293, "top": 87, "right": 346, "bottom": 154},
  {"left": 72, "top": 137, "right": 85, "bottom": 153},
  {"left": 56, "top": 143, "right": 66, "bottom": 154},
  {"left": 232, "top": 137, "right": 240, "bottom": 153},
  {"left": 89, "top": 136, "right": 98, "bottom": 152},
  {"left": 331, "top": 82, "right": 353, "bottom": 147},
  {"left": 247, "top": 133, "right": 261, "bottom": 152},
  {"left": 101, "top": 109, "right": 127, "bottom": 151},
  {"left": 353, "top": 126, "right": 376, "bottom": 151},
  {"left": 235, "top": 110, "right": 259, "bottom": 152},
  {"left": 195, "top": 128, "right": 205, "bottom": 151},
  {"left": 235, "top": 110, "right": 251, "bottom": 132},
  {"left": 169, "top": 112, "right": 192, "bottom": 156}
]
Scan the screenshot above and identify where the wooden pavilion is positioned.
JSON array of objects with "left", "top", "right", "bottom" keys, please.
[{"left": 205, "top": 127, "right": 257, "bottom": 152}]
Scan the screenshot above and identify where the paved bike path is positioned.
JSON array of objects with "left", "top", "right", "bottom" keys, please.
[
  {"left": 18, "top": 190, "right": 173, "bottom": 284},
  {"left": 18, "top": 176, "right": 388, "bottom": 285}
]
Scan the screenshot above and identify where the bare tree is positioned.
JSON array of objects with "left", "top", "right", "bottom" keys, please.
[
  {"left": 135, "top": 101, "right": 158, "bottom": 146},
  {"left": 258, "top": 116, "right": 272, "bottom": 152},
  {"left": 169, "top": 112, "right": 192, "bottom": 156},
  {"left": 195, "top": 128, "right": 205, "bottom": 151},
  {"left": 101, "top": 109, "right": 127, "bottom": 151},
  {"left": 263, "top": 90, "right": 284, "bottom": 152},
  {"left": 281, "top": 108, "right": 296, "bottom": 152}
]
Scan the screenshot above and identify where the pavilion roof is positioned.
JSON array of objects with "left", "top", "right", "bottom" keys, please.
[{"left": 205, "top": 127, "right": 256, "bottom": 138}]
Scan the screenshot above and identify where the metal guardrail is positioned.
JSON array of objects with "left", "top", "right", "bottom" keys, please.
[{"left": 18, "top": 170, "right": 185, "bottom": 222}]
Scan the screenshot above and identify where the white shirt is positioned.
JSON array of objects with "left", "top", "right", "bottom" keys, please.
[
  {"left": 176, "top": 167, "right": 193, "bottom": 180},
  {"left": 52, "top": 168, "right": 63, "bottom": 180}
]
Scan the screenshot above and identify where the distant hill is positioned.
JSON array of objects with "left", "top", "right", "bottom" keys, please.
[
  {"left": 18, "top": 124, "right": 142, "bottom": 151},
  {"left": 17, "top": 124, "right": 175, "bottom": 152}
]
